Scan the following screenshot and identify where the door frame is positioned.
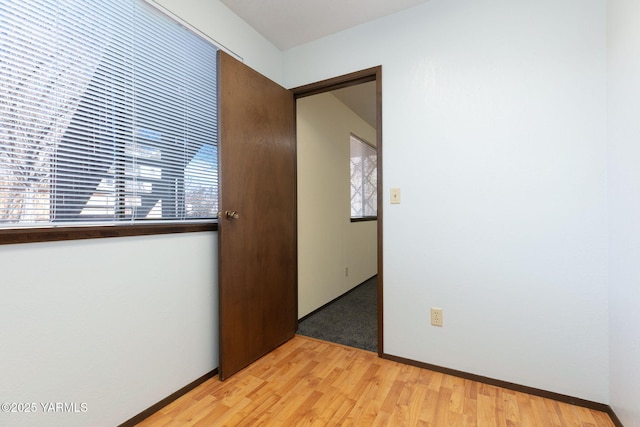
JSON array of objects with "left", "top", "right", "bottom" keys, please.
[{"left": 291, "top": 66, "right": 384, "bottom": 355}]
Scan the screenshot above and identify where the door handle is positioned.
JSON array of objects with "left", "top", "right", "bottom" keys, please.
[{"left": 223, "top": 210, "right": 239, "bottom": 220}]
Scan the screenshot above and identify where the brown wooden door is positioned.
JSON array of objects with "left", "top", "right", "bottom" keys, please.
[{"left": 217, "top": 51, "right": 297, "bottom": 380}]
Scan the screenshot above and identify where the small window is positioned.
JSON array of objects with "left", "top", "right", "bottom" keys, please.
[
  {"left": 350, "top": 134, "right": 377, "bottom": 220},
  {"left": 0, "top": 0, "right": 218, "bottom": 229}
]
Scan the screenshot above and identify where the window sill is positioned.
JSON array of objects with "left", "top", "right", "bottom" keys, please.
[
  {"left": 0, "top": 222, "right": 218, "bottom": 245},
  {"left": 350, "top": 217, "right": 377, "bottom": 223}
]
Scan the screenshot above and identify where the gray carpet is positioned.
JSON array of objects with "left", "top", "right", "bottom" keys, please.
[{"left": 297, "top": 276, "right": 377, "bottom": 352}]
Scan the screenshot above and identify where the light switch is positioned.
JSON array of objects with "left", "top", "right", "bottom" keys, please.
[{"left": 390, "top": 188, "right": 401, "bottom": 204}]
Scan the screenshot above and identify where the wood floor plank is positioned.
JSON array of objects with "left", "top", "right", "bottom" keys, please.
[
  {"left": 503, "top": 390, "right": 521, "bottom": 426},
  {"left": 463, "top": 379, "right": 479, "bottom": 427},
  {"left": 136, "top": 336, "right": 615, "bottom": 427},
  {"left": 433, "top": 382, "right": 453, "bottom": 426},
  {"left": 477, "top": 393, "right": 498, "bottom": 427},
  {"left": 406, "top": 382, "right": 428, "bottom": 425},
  {"left": 449, "top": 379, "right": 466, "bottom": 415},
  {"left": 528, "top": 395, "right": 556, "bottom": 427}
]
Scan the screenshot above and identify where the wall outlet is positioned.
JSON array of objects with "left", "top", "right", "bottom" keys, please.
[
  {"left": 345, "top": 267, "right": 349, "bottom": 277},
  {"left": 431, "top": 307, "right": 443, "bottom": 327}
]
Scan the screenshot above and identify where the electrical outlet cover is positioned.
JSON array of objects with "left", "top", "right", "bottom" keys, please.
[{"left": 431, "top": 307, "right": 443, "bottom": 327}]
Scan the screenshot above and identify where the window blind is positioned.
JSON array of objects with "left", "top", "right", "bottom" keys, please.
[
  {"left": 0, "top": 0, "right": 218, "bottom": 227},
  {"left": 350, "top": 134, "right": 377, "bottom": 218}
]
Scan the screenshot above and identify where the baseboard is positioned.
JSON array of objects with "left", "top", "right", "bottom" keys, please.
[
  {"left": 118, "top": 368, "right": 218, "bottom": 427},
  {"left": 298, "top": 274, "right": 377, "bottom": 322},
  {"left": 381, "top": 352, "right": 624, "bottom": 426}
]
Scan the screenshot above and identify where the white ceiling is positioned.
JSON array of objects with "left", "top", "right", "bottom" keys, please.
[{"left": 219, "top": 0, "right": 432, "bottom": 50}]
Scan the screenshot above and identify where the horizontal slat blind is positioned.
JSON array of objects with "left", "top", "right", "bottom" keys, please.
[{"left": 0, "top": 0, "right": 218, "bottom": 227}]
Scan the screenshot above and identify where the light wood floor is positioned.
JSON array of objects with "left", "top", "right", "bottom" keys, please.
[{"left": 137, "top": 335, "right": 615, "bottom": 426}]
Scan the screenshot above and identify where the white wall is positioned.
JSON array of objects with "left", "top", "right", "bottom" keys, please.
[
  {"left": 297, "top": 92, "right": 377, "bottom": 318},
  {"left": 0, "top": 1, "right": 284, "bottom": 426},
  {"left": 285, "top": 0, "right": 609, "bottom": 402},
  {"left": 0, "top": 233, "right": 216, "bottom": 427},
  {"left": 607, "top": 0, "right": 640, "bottom": 424}
]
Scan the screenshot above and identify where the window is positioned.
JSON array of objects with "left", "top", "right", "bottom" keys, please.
[
  {"left": 0, "top": 0, "right": 218, "bottom": 230},
  {"left": 350, "top": 134, "right": 377, "bottom": 219}
]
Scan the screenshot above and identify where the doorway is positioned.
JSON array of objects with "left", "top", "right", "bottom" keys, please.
[{"left": 292, "top": 67, "right": 383, "bottom": 355}]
